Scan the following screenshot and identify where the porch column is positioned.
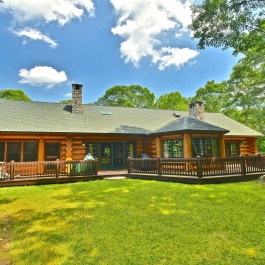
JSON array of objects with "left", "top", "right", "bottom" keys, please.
[
  {"left": 38, "top": 138, "right": 45, "bottom": 161},
  {"left": 155, "top": 137, "right": 161, "bottom": 158},
  {"left": 184, "top": 133, "right": 192, "bottom": 158},
  {"left": 66, "top": 137, "right": 72, "bottom": 160},
  {"left": 219, "top": 134, "right": 225, "bottom": 157}
]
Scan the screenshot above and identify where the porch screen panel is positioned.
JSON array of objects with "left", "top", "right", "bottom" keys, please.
[
  {"left": 192, "top": 138, "right": 219, "bottom": 157},
  {"left": 162, "top": 139, "right": 183, "bottom": 158},
  {"left": 7, "top": 142, "right": 21, "bottom": 162},
  {"left": 86, "top": 143, "right": 98, "bottom": 159},
  {"left": 24, "top": 142, "right": 38, "bottom": 162},
  {"left": 0, "top": 142, "right": 4, "bottom": 161}
]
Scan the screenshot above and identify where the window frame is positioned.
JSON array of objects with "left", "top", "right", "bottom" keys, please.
[
  {"left": 191, "top": 137, "right": 220, "bottom": 158},
  {"left": 225, "top": 142, "right": 240, "bottom": 157},
  {"left": 0, "top": 141, "right": 39, "bottom": 162},
  {"left": 161, "top": 139, "right": 184, "bottom": 158}
]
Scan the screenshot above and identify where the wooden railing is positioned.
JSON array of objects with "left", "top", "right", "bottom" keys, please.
[
  {"left": 0, "top": 159, "right": 98, "bottom": 181},
  {"left": 127, "top": 155, "right": 265, "bottom": 178}
]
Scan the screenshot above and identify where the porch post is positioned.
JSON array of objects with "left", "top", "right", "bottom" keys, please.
[
  {"left": 38, "top": 138, "right": 45, "bottom": 161},
  {"left": 10, "top": 160, "right": 15, "bottom": 180},
  {"left": 184, "top": 133, "right": 192, "bottom": 158},
  {"left": 56, "top": 159, "right": 60, "bottom": 178},
  {"left": 127, "top": 157, "right": 132, "bottom": 174},
  {"left": 241, "top": 155, "right": 246, "bottom": 176},
  {"left": 66, "top": 137, "right": 72, "bottom": 160},
  {"left": 155, "top": 137, "right": 161, "bottom": 158},
  {"left": 196, "top": 156, "right": 203, "bottom": 179},
  {"left": 219, "top": 134, "right": 226, "bottom": 157}
]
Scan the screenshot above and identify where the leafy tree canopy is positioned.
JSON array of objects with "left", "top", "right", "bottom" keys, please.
[
  {"left": 156, "top": 91, "right": 188, "bottom": 111},
  {"left": 0, "top": 89, "right": 31, "bottom": 101},
  {"left": 59, "top": 99, "right": 72, "bottom": 104},
  {"left": 94, "top": 85, "right": 155, "bottom": 108},
  {"left": 190, "top": 0, "right": 265, "bottom": 54},
  {"left": 191, "top": 81, "right": 228, "bottom": 112}
]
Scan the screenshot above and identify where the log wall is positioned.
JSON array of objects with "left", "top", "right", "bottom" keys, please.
[{"left": 0, "top": 133, "right": 259, "bottom": 163}]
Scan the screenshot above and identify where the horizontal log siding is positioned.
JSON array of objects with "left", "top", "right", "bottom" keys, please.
[
  {"left": 71, "top": 139, "right": 86, "bottom": 160},
  {"left": 224, "top": 137, "right": 258, "bottom": 155},
  {"left": 145, "top": 137, "right": 157, "bottom": 158}
]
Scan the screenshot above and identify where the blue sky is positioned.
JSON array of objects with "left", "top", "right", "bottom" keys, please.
[{"left": 0, "top": 0, "right": 239, "bottom": 103}]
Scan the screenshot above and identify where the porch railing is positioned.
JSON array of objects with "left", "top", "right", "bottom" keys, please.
[
  {"left": 0, "top": 159, "right": 98, "bottom": 181},
  {"left": 127, "top": 155, "right": 265, "bottom": 178}
]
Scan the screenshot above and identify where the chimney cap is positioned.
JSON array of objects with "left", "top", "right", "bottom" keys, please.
[{"left": 189, "top": 101, "right": 204, "bottom": 107}]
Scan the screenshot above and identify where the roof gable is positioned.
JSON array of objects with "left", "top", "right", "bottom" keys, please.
[{"left": 154, "top": 116, "right": 229, "bottom": 134}]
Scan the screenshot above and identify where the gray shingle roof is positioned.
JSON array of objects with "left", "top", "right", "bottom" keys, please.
[
  {"left": 0, "top": 99, "right": 262, "bottom": 136},
  {"left": 154, "top": 116, "right": 229, "bottom": 134}
]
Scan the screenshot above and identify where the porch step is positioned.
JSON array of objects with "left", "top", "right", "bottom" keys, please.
[{"left": 103, "top": 176, "right": 127, "bottom": 180}]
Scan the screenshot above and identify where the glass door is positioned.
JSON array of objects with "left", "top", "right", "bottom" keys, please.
[
  {"left": 101, "top": 143, "right": 112, "bottom": 169},
  {"left": 100, "top": 142, "right": 125, "bottom": 170}
]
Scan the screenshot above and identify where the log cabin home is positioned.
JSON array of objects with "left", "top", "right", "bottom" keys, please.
[{"left": 0, "top": 84, "right": 262, "bottom": 171}]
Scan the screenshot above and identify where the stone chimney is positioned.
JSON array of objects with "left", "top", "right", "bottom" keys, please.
[
  {"left": 72, "top": 84, "right": 83, "bottom": 114},
  {"left": 188, "top": 101, "right": 204, "bottom": 121}
]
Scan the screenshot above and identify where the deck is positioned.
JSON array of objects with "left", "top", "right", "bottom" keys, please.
[{"left": 0, "top": 156, "right": 265, "bottom": 187}]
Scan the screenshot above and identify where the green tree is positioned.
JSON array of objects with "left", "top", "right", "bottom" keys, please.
[
  {"left": 226, "top": 55, "right": 265, "bottom": 126},
  {"left": 190, "top": 0, "right": 265, "bottom": 152},
  {"left": 59, "top": 99, "right": 72, "bottom": 104},
  {"left": 156, "top": 91, "right": 188, "bottom": 111},
  {"left": 191, "top": 81, "right": 228, "bottom": 112},
  {"left": 0, "top": 89, "right": 31, "bottom": 101},
  {"left": 190, "top": 0, "right": 265, "bottom": 54},
  {"left": 95, "top": 85, "right": 155, "bottom": 108}
]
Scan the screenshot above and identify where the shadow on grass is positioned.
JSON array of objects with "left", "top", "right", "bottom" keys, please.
[{"left": 2, "top": 180, "right": 265, "bottom": 264}]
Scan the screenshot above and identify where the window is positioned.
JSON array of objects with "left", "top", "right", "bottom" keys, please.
[
  {"left": 126, "top": 143, "right": 135, "bottom": 158},
  {"left": 162, "top": 139, "right": 183, "bottom": 158},
  {"left": 86, "top": 143, "right": 99, "bottom": 159},
  {"left": 24, "top": 142, "right": 38, "bottom": 162},
  {"left": 0, "top": 141, "right": 39, "bottom": 162},
  {"left": 192, "top": 138, "right": 220, "bottom": 157},
  {"left": 225, "top": 142, "right": 240, "bottom": 157},
  {"left": 0, "top": 142, "right": 5, "bottom": 161},
  {"left": 45, "top": 143, "right": 60, "bottom": 161},
  {"left": 7, "top": 142, "right": 21, "bottom": 162}
]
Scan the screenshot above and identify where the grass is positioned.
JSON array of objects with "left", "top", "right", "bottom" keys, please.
[{"left": 0, "top": 179, "right": 265, "bottom": 265}]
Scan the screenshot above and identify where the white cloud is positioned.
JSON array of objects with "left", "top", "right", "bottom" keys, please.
[
  {"left": 110, "top": 0, "right": 198, "bottom": 70},
  {"left": 13, "top": 28, "right": 58, "bottom": 48},
  {"left": 152, "top": 47, "right": 199, "bottom": 70},
  {"left": 2, "top": 0, "right": 94, "bottom": 25},
  {"left": 19, "top": 66, "right": 67, "bottom": 88},
  {"left": 66, "top": 93, "right": 72, "bottom": 98}
]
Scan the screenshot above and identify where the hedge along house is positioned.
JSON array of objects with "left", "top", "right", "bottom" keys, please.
[{"left": 0, "top": 84, "right": 262, "bottom": 170}]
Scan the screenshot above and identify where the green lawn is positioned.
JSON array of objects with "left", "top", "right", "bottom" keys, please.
[{"left": 0, "top": 179, "right": 265, "bottom": 265}]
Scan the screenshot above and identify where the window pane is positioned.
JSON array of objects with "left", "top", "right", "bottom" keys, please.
[
  {"left": 7, "top": 142, "right": 21, "bottom": 162},
  {"left": 126, "top": 143, "right": 135, "bottom": 158},
  {"left": 45, "top": 143, "right": 60, "bottom": 161},
  {"left": 172, "top": 140, "right": 183, "bottom": 158},
  {"left": 86, "top": 143, "right": 98, "bottom": 159},
  {"left": 192, "top": 138, "right": 219, "bottom": 157},
  {"left": 0, "top": 142, "right": 5, "bottom": 161},
  {"left": 113, "top": 143, "right": 123, "bottom": 167},
  {"left": 225, "top": 142, "right": 240, "bottom": 157},
  {"left": 24, "top": 142, "right": 38, "bottom": 162},
  {"left": 162, "top": 140, "right": 183, "bottom": 158}
]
